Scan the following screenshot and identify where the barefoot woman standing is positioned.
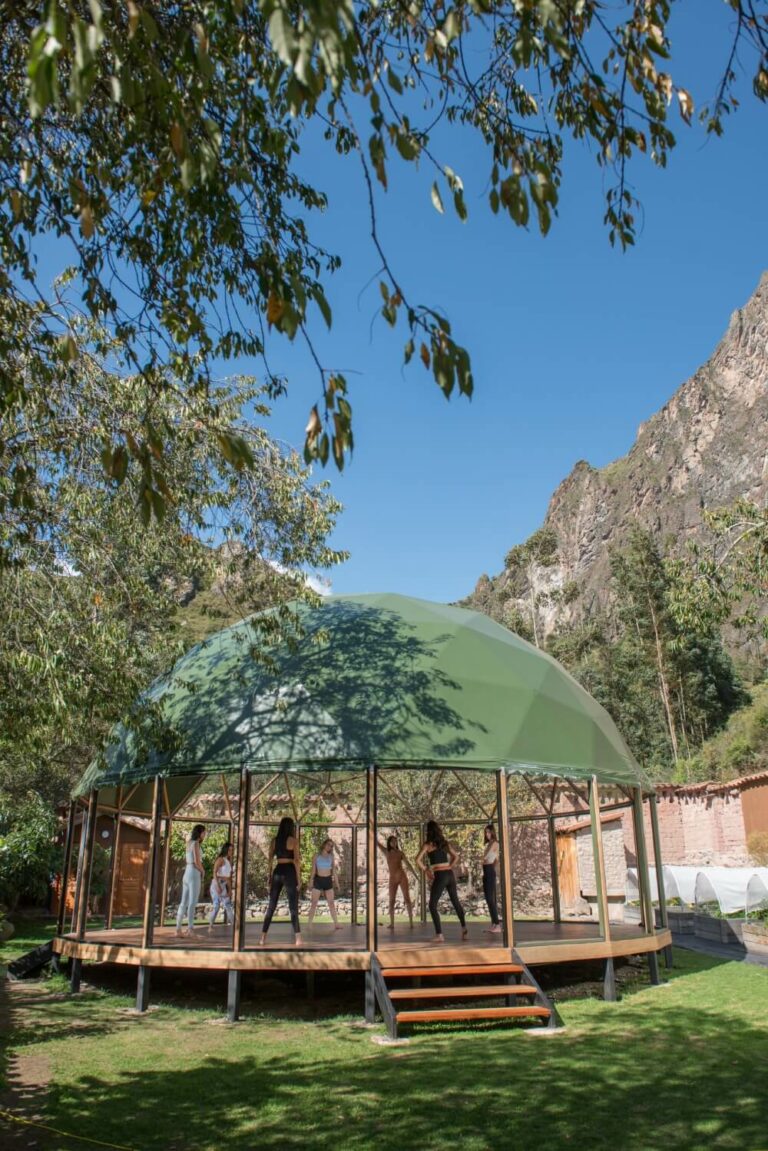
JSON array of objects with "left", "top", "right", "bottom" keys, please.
[{"left": 377, "top": 834, "right": 414, "bottom": 930}]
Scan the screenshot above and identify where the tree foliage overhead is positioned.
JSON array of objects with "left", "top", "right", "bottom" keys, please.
[
  {"left": 3, "top": 1, "right": 767, "bottom": 546},
  {"left": 0, "top": 354, "right": 345, "bottom": 808}
]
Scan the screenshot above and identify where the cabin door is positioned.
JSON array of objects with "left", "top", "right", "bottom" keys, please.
[
  {"left": 556, "top": 832, "right": 579, "bottom": 907},
  {"left": 114, "top": 841, "right": 148, "bottom": 917}
]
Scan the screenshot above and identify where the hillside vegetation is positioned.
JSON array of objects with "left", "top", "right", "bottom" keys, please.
[{"left": 677, "top": 682, "right": 768, "bottom": 784}]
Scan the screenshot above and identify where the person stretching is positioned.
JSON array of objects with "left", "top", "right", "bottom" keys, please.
[
  {"left": 377, "top": 834, "right": 414, "bottom": 930},
  {"left": 482, "top": 824, "right": 501, "bottom": 934},
  {"left": 307, "top": 839, "right": 342, "bottom": 930},
  {"left": 208, "top": 841, "right": 234, "bottom": 931},
  {"left": 175, "top": 824, "right": 206, "bottom": 938},
  {"left": 259, "top": 817, "right": 302, "bottom": 947},
  {"left": 416, "top": 820, "right": 468, "bottom": 944}
]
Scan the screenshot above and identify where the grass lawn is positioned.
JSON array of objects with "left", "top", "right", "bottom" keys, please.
[
  {"left": 0, "top": 913, "right": 57, "bottom": 966},
  {"left": 1, "top": 946, "right": 767, "bottom": 1151}
]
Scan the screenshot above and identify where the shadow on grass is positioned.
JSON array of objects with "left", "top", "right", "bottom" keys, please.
[
  {"left": 45, "top": 1007, "right": 768, "bottom": 1151},
  {"left": 11, "top": 964, "right": 767, "bottom": 1151}
]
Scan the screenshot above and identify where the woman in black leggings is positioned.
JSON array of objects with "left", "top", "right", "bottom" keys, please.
[
  {"left": 482, "top": 823, "right": 501, "bottom": 934},
  {"left": 259, "top": 816, "right": 302, "bottom": 947},
  {"left": 416, "top": 820, "right": 468, "bottom": 944}
]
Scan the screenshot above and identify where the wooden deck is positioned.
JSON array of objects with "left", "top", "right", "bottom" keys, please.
[{"left": 54, "top": 919, "right": 672, "bottom": 971}]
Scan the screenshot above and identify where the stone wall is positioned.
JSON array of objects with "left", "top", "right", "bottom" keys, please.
[{"left": 510, "top": 820, "right": 552, "bottom": 917}]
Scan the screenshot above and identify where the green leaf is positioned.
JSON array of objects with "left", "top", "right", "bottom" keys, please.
[
  {"left": 431, "top": 182, "right": 444, "bottom": 214},
  {"left": 387, "top": 67, "right": 403, "bottom": 95}
]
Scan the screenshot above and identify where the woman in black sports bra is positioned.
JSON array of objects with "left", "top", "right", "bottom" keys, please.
[
  {"left": 415, "top": 819, "right": 468, "bottom": 943},
  {"left": 259, "top": 816, "right": 302, "bottom": 947}
]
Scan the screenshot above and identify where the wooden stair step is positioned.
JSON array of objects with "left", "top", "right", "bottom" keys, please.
[
  {"left": 395, "top": 1005, "right": 551, "bottom": 1024},
  {"left": 381, "top": 964, "right": 523, "bottom": 979},
  {"left": 389, "top": 984, "right": 538, "bottom": 1001}
]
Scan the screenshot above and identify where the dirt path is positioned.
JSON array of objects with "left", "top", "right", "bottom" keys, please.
[{"left": 0, "top": 980, "right": 56, "bottom": 1148}]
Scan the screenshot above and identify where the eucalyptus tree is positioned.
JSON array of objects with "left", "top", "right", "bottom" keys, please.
[{"left": 2, "top": 1, "right": 766, "bottom": 545}]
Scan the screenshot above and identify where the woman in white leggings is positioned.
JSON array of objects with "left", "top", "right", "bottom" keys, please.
[
  {"left": 175, "top": 824, "right": 206, "bottom": 937},
  {"left": 208, "top": 841, "right": 234, "bottom": 931}
]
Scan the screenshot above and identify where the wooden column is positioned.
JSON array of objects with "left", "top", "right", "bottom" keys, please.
[
  {"left": 228, "top": 768, "right": 251, "bottom": 1023},
  {"left": 158, "top": 818, "right": 172, "bottom": 928},
  {"left": 496, "top": 770, "right": 514, "bottom": 949},
  {"left": 75, "top": 790, "right": 99, "bottom": 940},
  {"left": 547, "top": 815, "right": 562, "bottom": 924},
  {"left": 419, "top": 820, "right": 428, "bottom": 924},
  {"left": 649, "top": 795, "right": 668, "bottom": 929},
  {"left": 104, "top": 787, "right": 123, "bottom": 930},
  {"left": 106, "top": 789, "right": 124, "bottom": 930},
  {"left": 649, "top": 793, "right": 673, "bottom": 968},
  {"left": 234, "top": 768, "right": 252, "bottom": 953},
  {"left": 366, "top": 765, "right": 377, "bottom": 955},
  {"left": 69, "top": 803, "right": 88, "bottom": 935},
  {"left": 588, "top": 777, "right": 611, "bottom": 944},
  {"left": 141, "top": 777, "right": 164, "bottom": 950},
  {"left": 632, "top": 787, "right": 655, "bottom": 936},
  {"left": 351, "top": 826, "right": 358, "bottom": 926},
  {"left": 56, "top": 800, "right": 77, "bottom": 937}
]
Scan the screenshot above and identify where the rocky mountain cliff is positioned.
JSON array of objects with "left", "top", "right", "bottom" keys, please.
[{"left": 466, "top": 272, "right": 768, "bottom": 639}]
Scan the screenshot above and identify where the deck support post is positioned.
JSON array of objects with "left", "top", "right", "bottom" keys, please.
[
  {"left": 75, "top": 790, "right": 100, "bottom": 942},
  {"left": 496, "top": 770, "right": 514, "bottom": 948},
  {"left": 603, "top": 957, "right": 617, "bottom": 1002},
  {"left": 69, "top": 957, "right": 82, "bottom": 994},
  {"left": 227, "top": 971, "right": 242, "bottom": 1022},
  {"left": 589, "top": 777, "right": 612, "bottom": 945},
  {"left": 305, "top": 972, "right": 315, "bottom": 1000},
  {"left": 142, "top": 777, "right": 164, "bottom": 950},
  {"left": 366, "top": 766, "right": 377, "bottom": 955},
  {"left": 57, "top": 800, "right": 77, "bottom": 938},
  {"left": 364, "top": 970, "right": 375, "bottom": 1023},
  {"left": 547, "top": 815, "right": 562, "bottom": 924},
  {"left": 136, "top": 965, "right": 151, "bottom": 1013},
  {"left": 648, "top": 950, "right": 661, "bottom": 986}
]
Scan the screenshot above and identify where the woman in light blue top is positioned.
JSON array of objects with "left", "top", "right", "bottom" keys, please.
[
  {"left": 175, "top": 824, "right": 206, "bottom": 937},
  {"left": 307, "top": 839, "right": 341, "bottom": 929}
]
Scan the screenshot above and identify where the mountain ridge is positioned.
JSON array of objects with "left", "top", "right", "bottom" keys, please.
[{"left": 466, "top": 271, "right": 768, "bottom": 638}]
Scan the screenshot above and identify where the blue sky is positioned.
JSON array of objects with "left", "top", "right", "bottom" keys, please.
[
  {"left": 255, "top": 4, "right": 768, "bottom": 602},
  {"left": 30, "top": 5, "right": 768, "bottom": 604}
]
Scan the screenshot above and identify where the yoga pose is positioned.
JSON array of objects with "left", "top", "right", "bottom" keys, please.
[
  {"left": 175, "top": 823, "right": 206, "bottom": 937},
  {"left": 482, "top": 824, "right": 501, "bottom": 934},
  {"left": 416, "top": 820, "right": 468, "bottom": 944},
  {"left": 377, "top": 834, "right": 414, "bottom": 929},
  {"left": 208, "top": 840, "right": 234, "bottom": 931},
  {"left": 259, "top": 817, "right": 302, "bottom": 947},
  {"left": 307, "top": 839, "right": 342, "bottom": 930}
]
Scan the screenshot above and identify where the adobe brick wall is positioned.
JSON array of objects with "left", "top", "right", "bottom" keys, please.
[{"left": 654, "top": 791, "right": 749, "bottom": 867}]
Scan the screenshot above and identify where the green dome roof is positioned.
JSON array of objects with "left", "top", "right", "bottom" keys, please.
[{"left": 76, "top": 593, "right": 644, "bottom": 801}]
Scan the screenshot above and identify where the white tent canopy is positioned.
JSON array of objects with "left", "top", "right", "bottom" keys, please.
[
  {"left": 626, "top": 865, "right": 698, "bottom": 905},
  {"left": 626, "top": 865, "right": 768, "bottom": 914},
  {"left": 746, "top": 869, "right": 768, "bottom": 915}
]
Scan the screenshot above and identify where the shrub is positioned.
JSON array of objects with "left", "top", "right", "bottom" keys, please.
[
  {"left": 0, "top": 792, "right": 59, "bottom": 910},
  {"left": 747, "top": 831, "right": 768, "bottom": 868}
]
